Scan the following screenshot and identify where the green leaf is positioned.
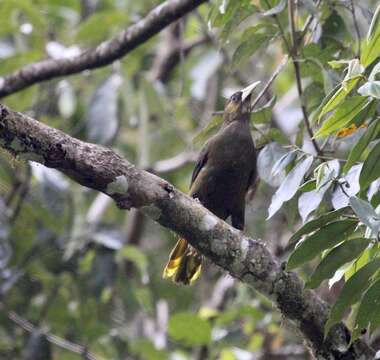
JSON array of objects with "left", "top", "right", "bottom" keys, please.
[
  {"left": 371, "top": 191, "right": 380, "bottom": 208},
  {"left": 317, "top": 78, "right": 360, "bottom": 122},
  {"left": 307, "top": 238, "right": 370, "bottom": 289},
  {"left": 286, "top": 219, "right": 358, "bottom": 270},
  {"left": 217, "top": 0, "right": 260, "bottom": 41},
  {"left": 328, "top": 60, "right": 351, "bottom": 69},
  {"left": 349, "top": 196, "right": 380, "bottom": 234},
  {"left": 359, "top": 140, "right": 380, "bottom": 189},
  {"left": 358, "top": 81, "right": 380, "bottom": 99},
  {"left": 315, "top": 96, "right": 372, "bottom": 137},
  {"left": 220, "top": 349, "right": 236, "bottom": 360},
  {"left": 289, "top": 206, "right": 348, "bottom": 244},
  {"left": 232, "top": 33, "right": 268, "bottom": 67},
  {"left": 353, "top": 277, "right": 380, "bottom": 341},
  {"left": 267, "top": 155, "right": 314, "bottom": 219},
  {"left": 298, "top": 179, "right": 316, "bottom": 192},
  {"left": 361, "top": 4, "right": 380, "bottom": 68},
  {"left": 168, "top": 312, "right": 211, "bottom": 346},
  {"left": 345, "top": 244, "right": 380, "bottom": 280},
  {"left": 311, "top": 84, "right": 340, "bottom": 123},
  {"left": 369, "top": 302, "right": 380, "bottom": 335},
  {"left": 344, "top": 119, "right": 380, "bottom": 173},
  {"left": 325, "top": 258, "right": 380, "bottom": 335}
]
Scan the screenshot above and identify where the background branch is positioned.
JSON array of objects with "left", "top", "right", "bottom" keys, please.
[
  {"left": 8, "top": 311, "right": 98, "bottom": 360},
  {"left": 0, "top": 0, "right": 207, "bottom": 98}
]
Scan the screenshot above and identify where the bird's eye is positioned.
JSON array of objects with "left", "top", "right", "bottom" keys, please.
[{"left": 231, "top": 94, "right": 239, "bottom": 102}]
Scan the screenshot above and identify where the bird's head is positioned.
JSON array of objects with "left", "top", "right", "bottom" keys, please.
[{"left": 223, "top": 81, "right": 260, "bottom": 123}]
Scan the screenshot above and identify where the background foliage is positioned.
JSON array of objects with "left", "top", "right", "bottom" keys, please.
[{"left": 0, "top": 0, "right": 380, "bottom": 358}]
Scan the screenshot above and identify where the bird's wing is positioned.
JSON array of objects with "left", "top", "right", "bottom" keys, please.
[
  {"left": 189, "top": 145, "right": 209, "bottom": 190},
  {"left": 247, "top": 165, "right": 256, "bottom": 191},
  {"left": 246, "top": 155, "right": 258, "bottom": 199}
]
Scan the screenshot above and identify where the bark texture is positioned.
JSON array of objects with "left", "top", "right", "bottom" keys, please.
[
  {"left": 0, "top": 0, "right": 208, "bottom": 98},
  {"left": 0, "top": 103, "right": 375, "bottom": 359}
]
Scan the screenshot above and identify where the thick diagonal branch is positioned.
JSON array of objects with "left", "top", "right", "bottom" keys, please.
[
  {"left": 0, "top": 0, "right": 207, "bottom": 98},
  {"left": 0, "top": 104, "right": 374, "bottom": 359}
]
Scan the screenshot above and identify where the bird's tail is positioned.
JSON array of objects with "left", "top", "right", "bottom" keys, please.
[{"left": 162, "top": 238, "right": 202, "bottom": 285}]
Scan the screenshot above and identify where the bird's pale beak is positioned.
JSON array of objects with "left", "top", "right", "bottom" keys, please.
[{"left": 241, "top": 81, "right": 261, "bottom": 102}]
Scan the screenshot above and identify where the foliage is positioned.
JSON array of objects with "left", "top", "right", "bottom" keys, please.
[{"left": 1, "top": 0, "right": 380, "bottom": 359}]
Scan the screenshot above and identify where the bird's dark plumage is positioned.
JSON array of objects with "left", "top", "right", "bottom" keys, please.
[{"left": 163, "top": 84, "right": 258, "bottom": 284}]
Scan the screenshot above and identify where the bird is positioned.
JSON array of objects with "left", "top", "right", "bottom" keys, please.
[{"left": 162, "top": 81, "right": 259, "bottom": 285}]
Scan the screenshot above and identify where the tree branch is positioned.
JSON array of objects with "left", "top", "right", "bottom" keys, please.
[
  {"left": 148, "top": 23, "right": 209, "bottom": 83},
  {"left": 0, "top": 103, "right": 374, "bottom": 359},
  {"left": 0, "top": 0, "right": 207, "bottom": 98},
  {"left": 8, "top": 311, "right": 98, "bottom": 360}
]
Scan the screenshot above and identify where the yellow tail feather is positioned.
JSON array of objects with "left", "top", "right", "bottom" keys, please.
[
  {"left": 162, "top": 238, "right": 188, "bottom": 278},
  {"left": 163, "top": 238, "right": 202, "bottom": 285}
]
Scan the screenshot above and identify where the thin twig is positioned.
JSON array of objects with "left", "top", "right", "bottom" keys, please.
[
  {"left": 288, "top": 0, "right": 322, "bottom": 155},
  {"left": 263, "top": 0, "right": 292, "bottom": 53},
  {"left": 8, "top": 311, "right": 98, "bottom": 360},
  {"left": 350, "top": 0, "right": 361, "bottom": 57},
  {"left": 336, "top": 179, "right": 350, "bottom": 198},
  {"left": 251, "top": 55, "right": 289, "bottom": 110},
  {"left": 315, "top": 154, "right": 347, "bottom": 163},
  {"left": 263, "top": 0, "right": 322, "bottom": 154}
]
